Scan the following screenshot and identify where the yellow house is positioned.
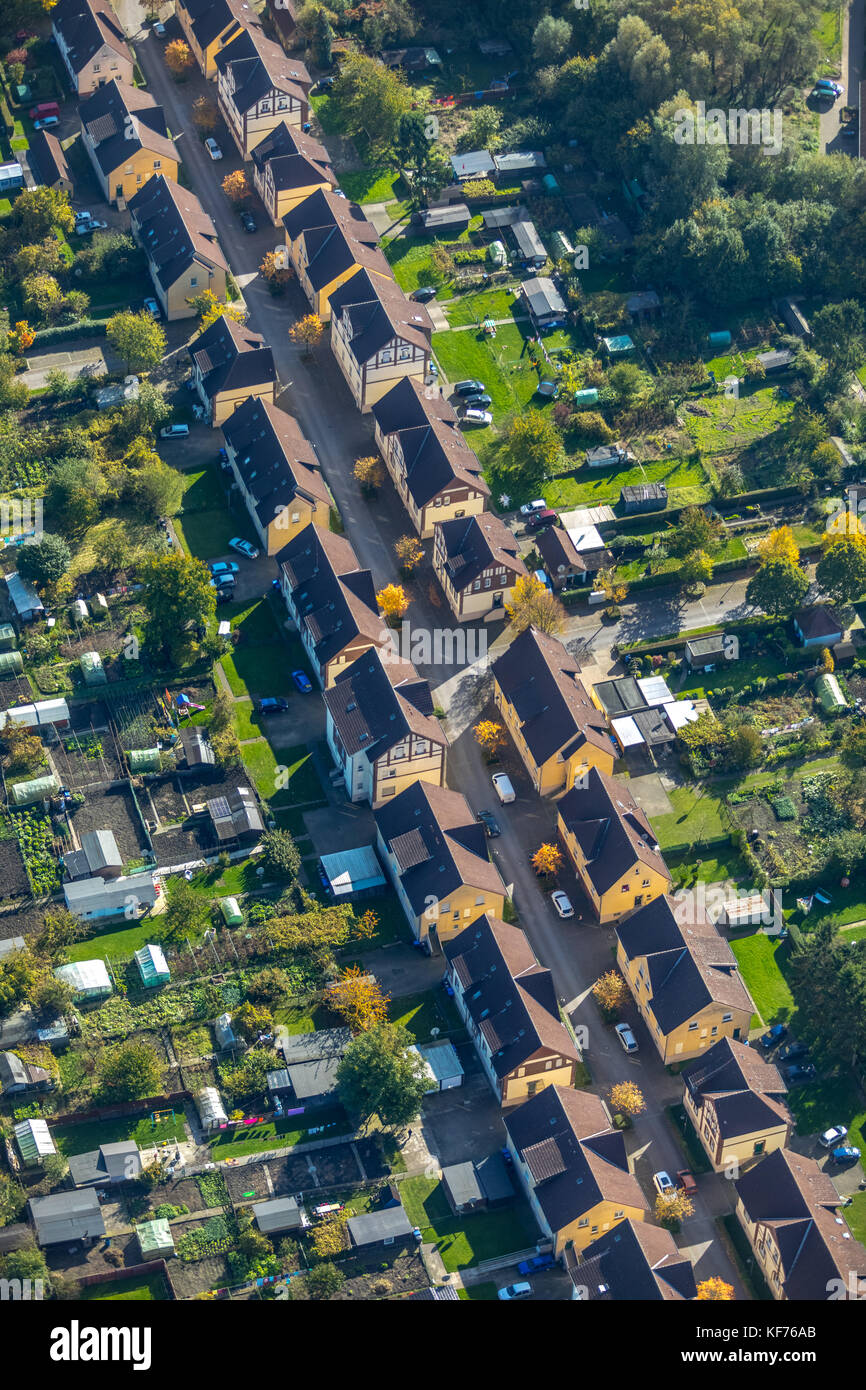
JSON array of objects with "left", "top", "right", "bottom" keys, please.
[
  {"left": 615, "top": 895, "right": 754, "bottom": 1064},
  {"left": 432, "top": 514, "right": 527, "bottom": 622},
  {"left": 176, "top": 0, "right": 258, "bottom": 79},
  {"left": 189, "top": 316, "right": 276, "bottom": 427},
  {"left": 505, "top": 1086, "right": 648, "bottom": 1256},
  {"left": 222, "top": 398, "right": 331, "bottom": 556},
  {"left": 283, "top": 189, "right": 391, "bottom": 322},
  {"left": 53, "top": 0, "right": 133, "bottom": 96},
  {"left": 681, "top": 1037, "right": 791, "bottom": 1171},
  {"left": 734, "top": 1147, "right": 866, "bottom": 1300},
  {"left": 374, "top": 782, "right": 506, "bottom": 950},
  {"left": 444, "top": 915, "right": 580, "bottom": 1105},
  {"left": 492, "top": 626, "right": 617, "bottom": 795},
  {"left": 324, "top": 648, "right": 446, "bottom": 806},
  {"left": 128, "top": 176, "right": 228, "bottom": 322},
  {"left": 556, "top": 765, "right": 670, "bottom": 922},
  {"left": 251, "top": 122, "right": 335, "bottom": 226},
  {"left": 329, "top": 270, "right": 433, "bottom": 412},
  {"left": 371, "top": 378, "right": 490, "bottom": 538},
  {"left": 278, "top": 525, "right": 388, "bottom": 689},
  {"left": 215, "top": 28, "right": 310, "bottom": 159},
  {"left": 79, "top": 80, "right": 179, "bottom": 208},
  {"left": 565, "top": 1219, "right": 698, "bottom": 1300}
]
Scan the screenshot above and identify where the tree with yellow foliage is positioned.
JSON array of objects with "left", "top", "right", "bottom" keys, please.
[
  {"left": 473, "top": 720, "right": 506, "bottom": 760},
  {"left": 290, "top": 314, "right": 324, "bottom": 356},
  {"left": 532, "top": 843, "right": 563, "bottom": 878},
  {"left": 758, "top": 525, "right": 799, "bottom": 566},
  {"left": 597, "top": 565, "right": 628, "bottom": 606},
  {"left": 7, "top": 321, "right": 34, "bottom": 355},
  {"left": 608, "top": 1081, "right": 646, "bottom": 1117},
  {"left": 505, "top": 572, "right": 566, "bottom": 635},
  {"left": 191, "top": 96, "right": 219, "bottom": 132},
  {"left": 354, "top": 456, "right": 384, "bottom": 496},
  {"left": 259, "top": 251, "right": 293, "bottom": 292},
  {"left": 325, "top": 965, "right": 390, "bottom": 1032},
  {"left": 592, "top": 970, "right": 629, "bottom": 1018},
  {"left": 376, "top": 583, "right": 409, "bottom": 624},
  {"left": 188, "top": 289, "right": 246, "bottom": 328},
  {"left": 395, "top": 534, "right": 423, "bottom": 573},
  {"left": 654, "top": 1189, "right": 694, "bottom": 1227},
  {"left": 164, "top": 39, "right": 193, "bottom": 77},
  {"left": 310, "top": 1212, "right": 347, "bottom": 1258},
  {"left": 696, "top": 1276, "right": 735, "bottom": 1301},
  {"left": 221, "top": 169, "right": 250, "bottom": 204},
  {"left": 819, "top": 645, "right": 834, "bottom": 673}
]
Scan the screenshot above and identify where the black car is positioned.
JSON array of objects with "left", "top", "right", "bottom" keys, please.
[
  {"left": 779, "top": 1041, "right": 809, "bottom": 1063},
  {"left": 476, "top": 809, "right": 501, "bottom": 838},
  {"left": 410, "top": 286, "right": 437, "bottom": 303},
  {"left": 463, "top": 392, "right": 493, "bottom": 408},
  {"left": 240, "top": 210, "right": 257, "bottom": 233}
]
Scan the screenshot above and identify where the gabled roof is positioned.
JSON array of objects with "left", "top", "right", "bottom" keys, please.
[
  {"left": 282, "top": 186, "right": 374, "bottom": 242},
  {"left": 52, "top": 0, "right": 132, "bottom": 75},
  {"left": 298, "top": 220, "right": 392, "bottom": 295},
  {"left": 558, "top": 765, "right": 670, "bottom": 897},
  {"left": 129, "top": 175, "right": 228, "bottom": 290},
  {"left": 215, "top": 25, "right": 310, "bottom": 114},
  {"left": 492, "top": 626, "right": 615, "bottom": 770},
  {"left": 251, "top": 120, "right": 334, "bottom": 190},
  {"left": 535, "top": 525, "right": 587, "bottom": 575},
  {"left": 571, "top": 1218, "right": 697, "bottom": 1301},
  {"left": 80, "top": 79, "right": 177, "bottom": 177},
  {"left": 27, "top": 129, "right": 71, "bottom": 189},
  {"left": 80, "top": 828, "right": 122, "bottom": 873},
  {"left": 505, "top": 1086, "right": 648, "bottom": 1234},
  {"left": 735, "top": 1147, "right": 866, "bottom": 1299},
  {"left": 375, "top": 782, "right": 505, "bottom": 915},
  {"left": 616, "top": 895, "right": 753, "bottom": 1032},
  {"left": 29, "top": 1188, "right": 105, "bottom": 1245},
  {"left": 682, "top": 1037, "right": 790, "bottom": 1140},
  {"left": 328, "top": 269, "right": 432, "bottom": 362},
  {"left": 323, "top": 647, "right": 444, "bottom": 764},
  {"left": 222, "top": 397, "right": 329, "bottom": 529},
  {"left": 189, "top": 315, "right": 276, "bottom": 401},
  {"left": 279, "top": 524, "right": 385, "bottom": 669},
  {"left": 178, "top": 0, "right": 262, "bottom": 52},
  {"left": 443, "top": 915, "right": 579, "bottom": 1078},
  {"left": 371, "top": 378, "right": 489, "bottom": 509},
  {"left": 435, "top": 514, "right": 527, "bottom": 590}
]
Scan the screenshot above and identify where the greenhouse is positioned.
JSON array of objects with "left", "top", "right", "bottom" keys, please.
[
  {"left": 134, "top": 943, "right": 170, "bottom": 987},
  {"left": 0, "top": 650, "right": 23, "bottom": 676},
  {"left": 10, "top": 773, "right": 59, "bottom": 806},
  {"left": 195, "top": 1086, "right": 227, "bottom": 1133},
  {"left": 137, "top": 1218, "right": 174, "bottom": 1259},
  {"left": 219, "top": 896, "right": 243, "bottom": 926},
  {"left": 128, "top": 747, "right": 161, "bottom": 773},
  {"left": 54, "top": 959, "right": 113, "bottom": 1000},
  {"left": 815, "top": 672, "right": 847, "bottom": 714},
  {"left": 80, "top": 651, "right": 107, "bottom": 686},
  {"left": 14, "top": 1117, "right": 56, "bottom": 1165}
]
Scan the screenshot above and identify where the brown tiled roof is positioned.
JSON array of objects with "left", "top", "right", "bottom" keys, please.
[
  {"left": 323, "top": 647, "right": 444, "bottom": 764},
  {"left": 558, "top": 765, "right": 670, "bottom": 896},
  {"left": 375, "top": 786, "right": 505, "bottom": 917},
  {"left": 435, "top": 514, "right": 527, "bottom": 590},
  {"left": 569, "top": 1218, "right": 697, "bottom": 1300}
]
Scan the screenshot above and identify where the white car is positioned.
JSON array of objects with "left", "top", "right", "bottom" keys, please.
[
  {"left": 615, "top": 1022, "right": 639, "bottom": 1053},
  {"left": 461, "top": 408, "right": 493, "bottom": 427},
  {"left": 550, "top": 890, "right": 574, "bottom": 919},
  {"left": 497, "top": 1281, "right": 532, "bottom": 1300},
  {"left": 205, "top": 137, "right": 223, "bottom": 161},
  {"left": 819, "top": 1125, "right": 848, "bottom": 1148},
  {"left": 160, "top": 423, "right": 189, "bottom": 439},
  {"left": 653, "top": 1171, "right": 674, "bottom": 1196},
  {"left": 520, "top": 499, "right": 547, "bottom": 516},
  {"left": 229, "top": 537, "right": 260, "bottom": 560},
  {"left": 491, "top": 772, "right": 515, "bottom": 804}
]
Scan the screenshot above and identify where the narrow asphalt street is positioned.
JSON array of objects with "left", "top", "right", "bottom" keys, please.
[{"left": 820, "top": 0, "right": 863, "bottom": 154}]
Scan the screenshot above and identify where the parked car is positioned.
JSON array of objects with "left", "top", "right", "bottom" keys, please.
[
  {"left": 463, "top": 392, "right": 493, "bottom": 409},
  {"left": 517, "top": 1254, "right": 555, "bottom": 1275},
  {"left": 831, "top": 1146, "right": 861, "bottom": 1164},
  {"left": 228, "top": 537, "right": 260, "bottom": 560},
  {"left": 291, "top": 669, "right": 313, "bottom": 693},
  {"left": 208, "top": 561, "right": 239, "bottom": 576},
  {"left": 497, "top": 1282, "right": 532, "bottom": 1300},
  {"left": 814, "top": 79, "right": 843, "bottom": 96},
  {"left": 210, "top": 575, "right": 234, "bottom": 591},
  {"left": 778, "top": 1041, "right": 808, "bottom": 1062},
  {"left": 550, "top": 890, "right": 574, "bottom": 919},
  {"left": 315, "top": 76, "right": 335, "bottom": 91},
  {"left": 819, "top": 1125, "right": 848, "bottom": 1148},
  {"left": 30, "top": 102, "right": 60, "bottom": 121},
  {"left": 143, "top": 297, "right": 161, "bottom": 319},
  {"left": 784, "top": 1063, "right": 817, "bottom": 1084},
  {"left": 153, "top": 19, "right": 166, "bottom": 37},
  {"left": 615, "top": 1022, "right": 638, "bottom": 1053},
  {"left": 653, "top": 1171, "right": 674, "bottom": 1196},
  {"left": 454, "top": 379, "right": 486, "bottom": 396},
  {"left": 525, "top": 508, "right": 557, "bottom": 532},
  {"left": 677, "top": 1169, "right": 698, "bottom": 1197},
  {"left": 519, "top": 499, "right": 547, "bottom": 516},
  {"left": 476, "top": 809, "right": 501, "bottom": 838},
  {"left": 218, "top": 446, "right": 230, "bottom": 467},
  {"left": 160, "top": 423, "right": 190, "bottom": 439},
  {"left": 258, "top": 697, "right": 289, "bottom": 714},
  {"left": 491, "top": 772, "right": 515, "bottom": 804},
  {"left": 33, "top": 116, "right": 59, "bottom": 130},
  {"left": 460, "top": 408, "right": 493, "bottom": 427},
  {"left": 410, "top": 286, "right": 437, "bottom": 302},
  {"left": 759, "top": 1023, "right": 787, "bottom": 1050},
  {"left": 240, "top": 209, "right": 257, "bottom": 233},
  {"left": 205, "top": 137, "right": 223, "bottom": 160},
  {"left": 841, "top": 124, "right": 858, "bottom": 137}
]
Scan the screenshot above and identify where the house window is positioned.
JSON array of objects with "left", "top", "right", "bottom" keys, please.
[
  {"left": 577, "top": 1218, "right": 588, "bottom": 1229},
  {"left": 484, "top": 577, "right": 491, "bottom": 589},
  {"left": 415, "top": 739, "right": 429, "bottom": 756},
  {"left": 614, "top": 1211, "right": 624, "bottom": 1219},
  {"left": 590, "top": 1226, "right": 599, "bottom": 1235},
  {"left": 621, "top": 884, "right": 629, "bottom": 893},
  {"left": 753, "top": 1140, "right": 765, "bottom": 1156},
  {"left": 453, "top": 909, "right": 460, "bottom": 919},
  {"left": 190, "top": 277, "right": 198, "bottom": 288},
  {"left": 93, "top": 64, "right": 100, "bottom": 72},
  {"left": 291, "top": 512, "right": 300, "bottom": 524},
  {"left": 153, "top": 161, "right": 161, "bottom": 169},
  {"left": 441, "top": 903, "right": 450, "bottom": 913},
  {"left": 398, "top": 347, "right": 411, "bottom": 361},
  {"left": 443, "top": 496, "right": 451, "bottom": 506},
  {"left": 473, "top": 580, "right": 481, "bottom": 591},
  {"left": 381, "top": 786, "right": 395, "bottom": 796},
  {"left": 380, "top": 350, "right": 393, "bottom": 364},
  {"left": 722, "top": 1013, "right": 732, "bottom": 1022},
  {"left": 526, "top": 1080, "right": 540, "bottom": 1097},
  {"left": 463, "top": 908, "right": 471, "bottom": 917},
  {"left": 383, "top": 1235, "right": 394, "bottom": 1246},
  {"left": 433, "top": 497, "right": 442, "bottom": 507},
  {"left": 136, "top": 173, "right": 142, "bottom": 183}
]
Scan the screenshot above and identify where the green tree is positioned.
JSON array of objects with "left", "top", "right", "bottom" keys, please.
[
  {"left": 93, "top": 521, "right": 130, "bottom": 576},
  {"left": 533, "top": 13, "right": 572, "bottom": 63},
  {"left": 260, "top": 827, "right": 302, "bottom": 880},
  {"left": 0, "top": 1242, "right": 49, "bottom": 1287},
  {"left": 234, "top": 1001, "right": 274, "bottom": 1042},
  {"left": 98, "top": 1040, "right": 163, "bottom": 1101},
  {"left": 106, "top": 310, "right": 167, "bottom": 372},
  {"left": 33, "top": 908, "right": 80, "bottom": 962},
  {"left": 133, "top": 456, "right": 184, "bottom": 519},
  {"left": 11, "top": 186, "right": 74, "bottom": 241},
  {"left": 46, "top": 457, "right": 104, "bottom": 535},
  {"left": 811, "top": 300, "right": 866, "bottom": 376},
  {"left": 669, "top": 506, "right": 720, "bottom": 558},
  {"left": 0, "top": 355, "right": 29, "bottom": 410},
  {"left": 816, "top": 535, "right": 866, "bottom": 607},
  {"left": 746, "top": 557, "right": 809, "bottom": 617},
  {"left": 729, "top": 723, "right": 762, "bottom": 769},
  {"left": 314, "top": 7, "right": 333, "bottom": 67},
  {"left": 394, "top": 111, "right": 452, "bottom": 207},
  {"left": 30, "top": 970, "right": 75, "bottom": 1017},
  {"left": 15, "top": 533, "right": 71, "bottom": 589},
  {"left": 331, "top": 52, "right": 413, "bottom": 156},
  {"left": 141, "top": 552, "right": 216, "bottom": 664},
  {"left": 0, "top": 1173, "right": 27, "bottom": 1228},
  {"left": 163, "top": 876, "right": 209, "bottom": 940},
  {"left": 113, "top": 381, "right": 171, "bottom": 445},
  {"left": 21, "top": 273, "right": 64, "bottom": 323},
  {"left": 336, "top": 1022, "right": 429, "bottom": 1128},
  {"left": 680, "top": 549, "right": 713, "bottom": 588},
  {"left": 305, "top": 1261, "right": 346, "bottom": 1299},
  {"left": 498, "top": 409, "right": 562, "bottom": 495}
]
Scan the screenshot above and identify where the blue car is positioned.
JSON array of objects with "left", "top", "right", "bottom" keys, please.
[
  {"left": 292, "top": 669, "right": 313, "bottom": 693},
  {"left": 831, "top": 1146, "right": 861, "bottom": 1164},
  {"left": 258, "top": 697, "right": 289, "bottom": 714},
  {"left": 517, "top": 1254, "right": 555, "bottom": 1275},
  {"left": 759, "top": 1024, "right": 787, "bottom": 1050}
]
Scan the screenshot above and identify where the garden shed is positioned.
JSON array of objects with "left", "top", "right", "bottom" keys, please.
[
  {"left": 137, "top": 1218, "right": 174, "bottom": 1259},
  {"left": 70, "top": 599, "right": 89, "bottom": 622},
  {"left": 5, "top": 572, "right": 44, "bottom": 622},
  {"left": 80, "top": 651, "right": 107, "bottom": 686},
  {"left": 573, "top": 388, "right": 599, "bottom": 406},
  {"left": 708, "top": 330, "right": 732, "bottom": 348},
  {"left": 815, "top": 672, "right": 847, "bottom": 714},
  {"left": 128, "top": 747, "right": 161, "bottom": 773},
  {"left": 14, "top": 1117, "right": 56, "bottom": 1166},
  {"left": 0, "top": 622, "right": 17, "bottom": 651},
  {"left": 411, "top": 1039, "right": 464, "bottom": 1092},
  {"left": 134, "top": 942, "right": 170, "bottom": 987},
  {"left": 0, "top": 650, "right": 23, "bottom": 676},
  {"left": 54, "top": 959, "right": 113, "bottom": 1000},
  {"left": 1, "top": 698, "right": 69, "bottom": 729},
  {"left": 253, "top": 1197, "right": 304, "bottom": 1235},
  {"left": 196, "top": 1086, "right": 227, "bottom": 1133},
  {"left": 601, "top": 334, "right": 635, "bottom": 356},
  {"left": 10, "top": 773, "right": 59, "bottom": 806}
]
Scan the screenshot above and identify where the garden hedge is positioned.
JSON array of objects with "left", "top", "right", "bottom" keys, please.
[{"left": 32, "top": 319, "right": 108, "bottom": 345}]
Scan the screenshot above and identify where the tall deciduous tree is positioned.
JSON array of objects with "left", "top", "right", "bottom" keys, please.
[
  {"left": 816, "top": 534, "right": 866, "bottom": 607},
  {"left": 498, "top": 410, "right": 562, "bottom": 494},
  {"left": 289, "top": 314, "right": 324, "bottom": 355},
  {"left": 325, "top": 966, "right": 390, "bottom": 1032},
  {"left": 331, "top": 53, "right": 413, "bottom": 156},
  {"left": 505, "top": 574, "right": 566, "bottom": 635},
  {"left": 141, "top": 552, "right": 216, "bottom": 663},
  {"left": 745, "top": 557, "right": 809, "bottom": 617},
  {"left": 106, "top": 310, "right": 166, "bottom": 371},
  {"left": 16, "top": 533, "right": 71, "bottom": 589},
  {"left": 165, "top": 39, "right": 194, "bottom": 77},
  {"left": 98, "top": 1040, "right": 163, "bottom": 1101},
  {"left": 336, "top": 1022, "right": 429, "bottom": 1128}
]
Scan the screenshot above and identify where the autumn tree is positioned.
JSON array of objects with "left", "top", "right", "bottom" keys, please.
[
  {"left": 354, "top": 456, "right": 384, "bottom": 496},
  {"left": 11, "top": 186, "right": 74, "bottom": 241},
  {"left": 141, "top": 551, "right": 216, "bottom": 665},
  {"left": 310, "top": 1213, "right": 346, "bottom": 1259},
  {"left": 498, "top": 409, "right": 563, "bottom": 494},
  {"left": 191, "top": 95, "right": 219, "bottom": 132},
  {"left": 816, "top": 533, "right": 866, "bottom": 607},
  {"left": 592, "top": 970, "right": 629, "bottom": 1018},
  {"left": 473, "top": 720, "right": 506, "bottom": 760},
  {"left": 758, "top": 526, "right": 799, "bottom": 566},
  {"left": 654, "top": 1190, "right": 694, "bottom": 1227},
  {"left": 188, "top": 289, "right": 246, "bottom": 328},
  {"left": 98, "top": 1040, "right": 163, "bottom": 1101},
  {"left": 395, "top": 534, "right": 423, "bottom": 573},
  {"left": 221, "top": 169, "right": 250, "bottom": 204},
  {"left": 290, "top": 314, "right": 324, "bottom": 355},
  {"left": 597, "top": 566, "right": 628, "bottom": 606},
  {"left": 325, "top": 965, "right": 390, "bottom": 1032},
  {"left": 7, "top": 320, "right": 34, "bottom": 354},
  {"left": 680, "top": 549, "right": 713, "bottom": 589},
  {"left": 669, "top": 506, "right": 721, "bottom": 558},
  {"left": 505, "top": 573, "right": 566, "bottom": 635},
  {"left": 608, "top": 1081, "right": 646, "bottom": 1117},
  {"left": 697, "top": 1277, "right": 735, "bottom": 1301},
  {"left": 234, "top": 1001, "right": 274, "bottom": 1042},
  {"left": 165, "top": 39, "right": 193, "bottom": 77},
  {"left": 532, "top": 843, "right": 563, "bottom": 877},
  {"left": 259, "top": 251, "right": 293, "bottom": 292},
  {"left": 106, "top": 310, "right": 166, "bottom": 372},
  {"left": 377, "top": 583, "right": 409, "bottom": 624}
]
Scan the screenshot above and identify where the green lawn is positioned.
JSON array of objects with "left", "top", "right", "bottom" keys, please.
[
  {"left": 666, "top": 844, "right": 751, "bottom": 891},
  {"left": 387, "top": 988, "right": 455, "bottom": 1042},
  {"left": 729, "top": 934, "right": 795, "bottom": 1025},
  {"left": 53, "top": 1112, "right": 187, "bottom": 1156},
  {"left": 207, "top": 1106, "right": 350, "bottom": 1158},
  {"left": 240, "top": 739, "right": 323, "bottom": 806},
  {"left": 337, "top": 167, "right": 405, "bottom": 205},
  {"left": 648, "top": 784, "right": 729, "bottom": 853},
  {"left": 844, "top": 1191, "right": 866, "bottom": 1243},
  {"left": 174, "top": 508, "right": 238, "bottom": 561},
  {"left": 443, "top": 288, "right": 524, "bottom": 328},
  {"left": 79, "top": 1274, "right": 169, "bottom": 1301},
  {"left": 65, "top": 916, "right": 161, "bottom": 964},
  {"left": 545, "top": 455, "right": 711, "bottom": 512},
  {"left": 784, "top": 1071, "right": 866, "bottom": 1166},
  {"left": 220, "top": 638, "right": 310, "bottom": 698},
  {"left": 399, "top": 1176, "right": 539, "bottom": 1272},
  {"left": 175, "top": 856, "right": 272, "bottom": 901},
  {"left": 459, "top": 1282, "right": 498, "bottom": 1300},
  {"left": 431, "top": 322, "right": 544, "bottom": 446}
]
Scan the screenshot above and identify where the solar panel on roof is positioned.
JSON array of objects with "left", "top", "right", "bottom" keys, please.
[
  {"left": 208, "top": 796, "right": 232, "bottom": 821},
  {"left": 86, "top": 113, "right": 119, "bottom": 143}
]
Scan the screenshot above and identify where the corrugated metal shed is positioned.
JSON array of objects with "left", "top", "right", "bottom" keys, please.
[{"left": 319, "top": 845, "right": 385, "bottom": 899}]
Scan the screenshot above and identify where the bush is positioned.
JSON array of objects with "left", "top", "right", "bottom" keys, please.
[
  {"left": 31, "top": 319, "right": 107, "bottom": 345},
  {"left": 571, "top": 411, "right": 613, "bottom": 443}
]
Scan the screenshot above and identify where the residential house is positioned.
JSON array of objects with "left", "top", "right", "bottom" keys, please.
[
  {"left": 189, "top": 315, "right": 276, "bottom": 426},
  {"left": 265, "top": 0, "right": 299, "bottom": 46},
  {"left": 251, "top": 121, "right": 335, "bottom": 225},
  {"left": 793, "top": 605, "right": 843, "bottom": 649},
  {"left": 374, "top": 781, "right": 506, "bottom": 950},
  {"left": 371, "top": 377, "right": 489, "bottom": 537},
  {"left": 433, "top": 514, "right": 527, "bottom": 622},
  {"left": 565, "top": 1218, "right": 697, "bottom": 1300},
  {"left": 215, "top": 26, "right": 311, "bottom": 158},
  {"left": 68, "top": 1140, "right": 142, "bottom": 1187},
  {"left": 222, "top": 398, "right": 330, "bottom": 553},
  {"left": 52, "top": 0, "right": 133, "bottom": 96},
  {"left": 323, "top": 647, "right": 446, "bottom": 805},
  {"left": 28, "top": 129, "right": 73, "bottom": 195},
  {"left": 278, "top": 524, "right": 387, "bottom": 687},
  {"left": 29, "top": 1190, "right": 105, "bottom": 1246},
  {"left": 734, "top": 1147, "right": 866, "bottom": 1300},
  {"left": 557, "top": 766, "right": 671, "bottom": 922},
  {"left": 616, "top": 895, "right": 755, "bottom": 1063},
  {"left": 329, "top": 270, "right": 433, "bottom": 412},
  {"left": 492, "top": 626, "right": 617, "bottom": 795},
  {"left": 535, "top": 525, "right": 610, "bottom": 591},
  {"left": 504, "top": 1085, "right": 648, "bottom": 1256},
  {"left": 0, "top": 1051, "right": 54, "bottom": 1097},
  {"left": 282, "top": 188, "right": 391, "bottom": 321},
  {"left": 682, "top": 1037, "right": 791, "bottom": 1171},
  {"left": 444, "top": 914, "right": 580, "bottom": 1104},
  {"left": 79, "top": 80, "right": 179, "bottom": 207},
  {"left": 128, "top": 175, "right": 228, "bottom": 320},
  {"left": 175, "top": 0, "right": 262, "bottom": 79}
]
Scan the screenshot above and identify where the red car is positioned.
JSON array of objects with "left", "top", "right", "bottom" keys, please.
[
  {"left": 677, "top": 1169, "right": 698, "bottom": 1197},
  {"left": 525, "top": 508, "right": 557, "bottom": 532},
  {"left": 30, "top": 102, "right": 59, "bottom": 121}
]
